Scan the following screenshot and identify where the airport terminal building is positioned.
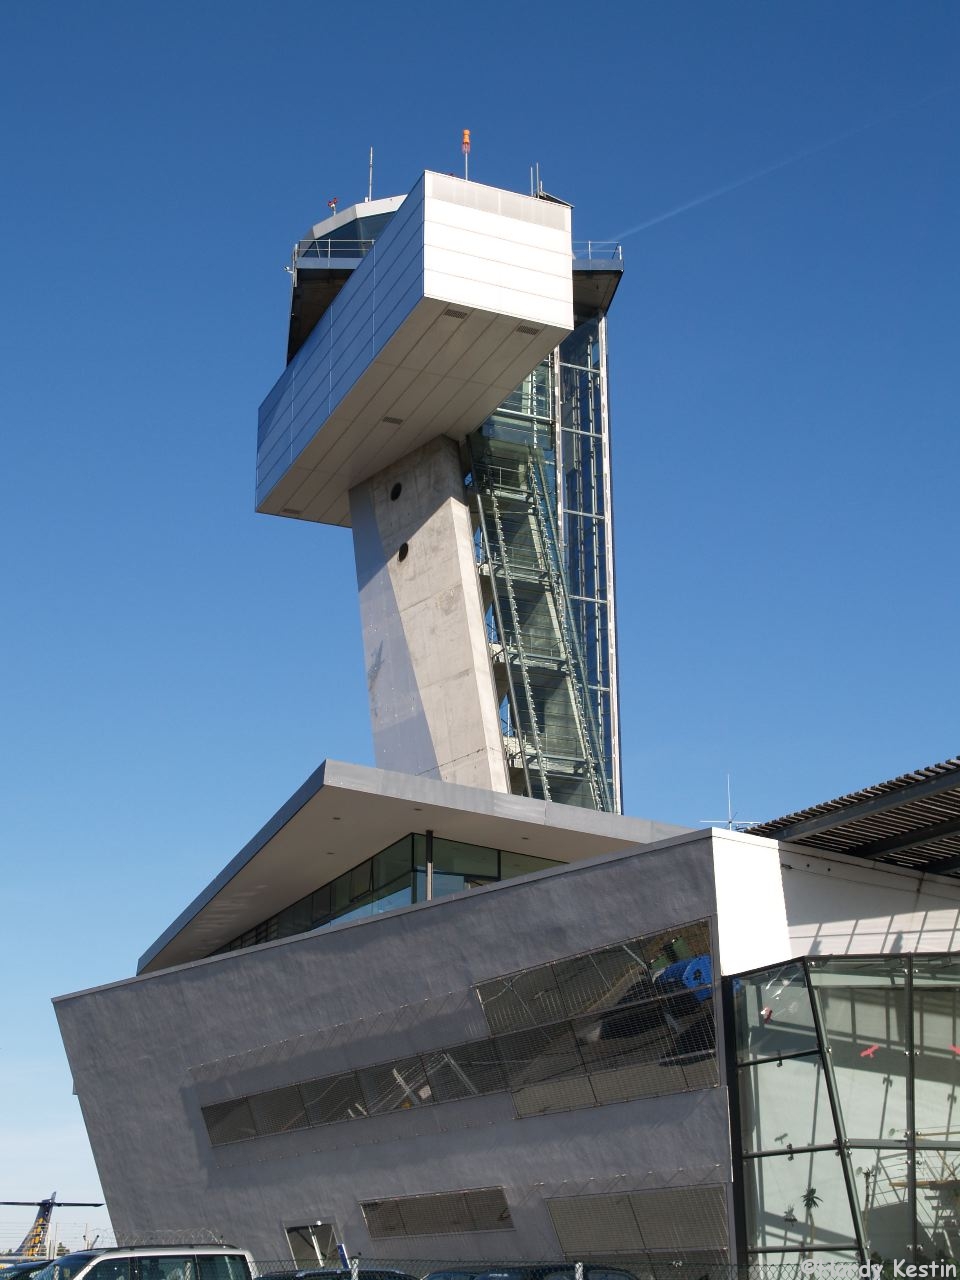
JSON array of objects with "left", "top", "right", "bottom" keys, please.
[{"left": 56, "top": 172, "right": 960, "bottom": 1270}]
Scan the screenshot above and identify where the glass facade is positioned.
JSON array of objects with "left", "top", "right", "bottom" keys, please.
[
  {"left": 467, "top": 300, "right": 620, "bottom": 812},
  {"left": 733, "top": 953, "right": 960, "bottom": 1263},
  {"left": 213, "top": 835, "right": 560, "bottom": 955}
]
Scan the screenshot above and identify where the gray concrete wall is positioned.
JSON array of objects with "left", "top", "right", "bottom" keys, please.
[
  {"left": 56, "top": 833, "right": 731, "bottom": 1263},
  {"left": 350, "top": 437, "right": 509, "bottom": 791}
]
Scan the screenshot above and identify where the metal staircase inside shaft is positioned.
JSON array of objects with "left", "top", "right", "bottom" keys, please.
[{"left": 469, "top": 437, "right": 613, "bottom": 811}]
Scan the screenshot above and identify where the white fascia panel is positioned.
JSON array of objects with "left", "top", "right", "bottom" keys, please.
[
  {"left": 426, "top": 196, "right": 573, "bottom": 250},
  {"left": 712, "top": 830, "right": 790, "bottom": 975},
  {"left": 423, "top": 259, "right": 572, "bottom": 329},
  {"left": 424, "top": 217, "right": 571, "bottom": 275}
]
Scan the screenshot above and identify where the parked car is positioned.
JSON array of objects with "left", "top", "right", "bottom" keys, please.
[
  {"left": 24, "top": 1253, "right": 103, "bottom": 1280},
  {"left": 425, "top": 1267, "right": 639, "bottom": 1280},
  {"left": 28, "top": 1246, "right": 254, "bottom": 1280},
  {"left": 0, "top": 1263, "right": 62, "bottom": 1280},
  {"left": 257, "top": 1270, "right": 418, "bottom": 1280},
  {"left": 492, "top": 1270, "right": 637, "bottom": 1280}
]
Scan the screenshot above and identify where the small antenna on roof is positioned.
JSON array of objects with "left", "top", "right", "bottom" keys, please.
[
  {"left": 367, "top": 146, "right": 374, "bottom": 203},
  {"left": 462, "top": 128, "right": 471, "bottom": 180},
  {"left": 699, "top": 773, "right": 759, "bottom": 832}
]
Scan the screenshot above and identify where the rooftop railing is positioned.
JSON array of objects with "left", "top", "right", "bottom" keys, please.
[
  {"left": 293, "top": 237, "right": 376, "bottom": 262},
  {"left": 293, "top": 237, "right": 622, "bottom": 267},
  {"left": 573, "top": 240, "right": 623, "bottom": 261}
]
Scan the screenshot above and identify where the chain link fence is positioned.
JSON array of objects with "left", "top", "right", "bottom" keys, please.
[{"left": 247, "top": 1259, "right": 834, "bottom": 1280}]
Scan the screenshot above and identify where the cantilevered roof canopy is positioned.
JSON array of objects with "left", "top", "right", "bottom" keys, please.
[
  {"left": 137, "top": 760, "right": 686, "bottom": 976},
  {"left": 751, "top": 756, "right": 960, "bottom": 877}
]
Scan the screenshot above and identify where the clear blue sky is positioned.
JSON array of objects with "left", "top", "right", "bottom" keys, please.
[{"left": 1, "top": 0, "right": 957, "bottom": 1247}]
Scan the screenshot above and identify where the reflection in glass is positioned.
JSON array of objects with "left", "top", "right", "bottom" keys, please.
[
  {"left": 500, "top": 849, "right": 560, "bottom": 879},
  {"left": 552, "top": 942, "right": 647, "bottom": 1018},
  {"left": 357, "top": 1056, "right": 432, "bottom": 1114},
  {"left": 736, "top": 954, "right": 960, "bottom": 1259},
  {"left": 914, "top": 1149, "right": 960, "bottom": 1259},
  {"left": 914, "top": 982, "right": 960, "bottom": 1144},
  {"left": 744, "top": 1149, "right": 857, "bottom": 1251},
  {"left": 740, "top": 1054, "right": 836, "bottom": 1154},
  {"left": 478, "top": 965, "right": 564, "bottom": 1034},
  {"left": 853, "top": 1149, "right": 913, "bottom": 1261},
  {"left": 432, "top": 837, "right": 499, "bottom": 879},
  {"left": 494, "top": 1023, "right": 584, "bottom": 1089},
  {"left": 735, "top": 962, "right": 819, "bottom": 1063},
  {"left": 811, "top": 960, "right": 909, "bottom": 1144},
  {"left": 214, "top": 834, "right": 558, "bottom": 955},
  {"left": 300, "top": 1072, "right": 367, "bottom": 1125},
  {"left": 641, "top": 921, "right": 711, "bottom": 975}
]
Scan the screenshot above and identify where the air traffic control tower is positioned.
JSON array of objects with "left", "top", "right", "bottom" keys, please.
[{"left": 256, "top": 172, "right": 623, "bottom": 811}]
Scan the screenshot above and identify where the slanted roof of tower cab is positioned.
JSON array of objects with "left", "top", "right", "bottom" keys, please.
[{"left": 750, "top": 756, "right": 960, "bottom": 877}]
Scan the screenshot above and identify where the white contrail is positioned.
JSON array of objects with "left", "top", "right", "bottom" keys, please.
[{"left": 610, "top": 86, "right": 951, "bottom": 241}]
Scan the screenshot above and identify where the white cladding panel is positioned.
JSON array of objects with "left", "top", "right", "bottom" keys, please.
[
  {"left": 422, "top": 178, "right": 572, "bottom": 329},
  {"left": 710, "top": 830, "right": 960, "bottom": 972},
  {"left": 711, "top": 830, "right": 791, "bottom": 975},
  {"left": 257, "top": 171, "right": 573, "bottom": 528},
  {"left": 781, "top": 845, "right": 960, "bottom": 955}
]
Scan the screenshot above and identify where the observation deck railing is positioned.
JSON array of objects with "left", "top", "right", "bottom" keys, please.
[
  {"left": 294, "top": 237, "right": 377, "bottom": 263},
  {"left": 293, "top": 237, "right": 621, "bottom": 267},
  {"left": 573, "top": 240, "right": 623, "bottom": 261}
]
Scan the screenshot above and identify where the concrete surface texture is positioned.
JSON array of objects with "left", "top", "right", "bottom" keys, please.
[{"left": 350, "top": 437, "right": 509, "bottom": 790}]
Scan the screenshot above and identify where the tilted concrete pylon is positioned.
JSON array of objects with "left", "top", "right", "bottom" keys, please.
[{"left": 256, "top": 172, "right": 574, "bottom": 793}]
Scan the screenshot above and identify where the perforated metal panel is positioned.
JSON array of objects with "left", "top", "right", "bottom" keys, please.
[
  {"left": 247, "top": 1084, "right": 309, "bottom": 1136},
  {"left": 361, "top": 1188, "right": 513, "bottom": 1239},
  {"left": 547, "top": 1192, "right": 638, "bottom": 1254},
  {"left": 358, "top": 1055, "right": 433, "bottom": 1114},
  {"left": 200, "top": 1098, "right": 256, "bottom": 1145},
  {"left": 630, "top": 1185, "right": 728, "bottom": 1251},
  {"left": 494, "top": 1024, "right": 583, "bottom": 1089},
  {"left": 300, "top": 1072, "right": 367, "bottom": 1125},
  {"left": 512, "top": 1075, "right": 596, "bottom": 1117},
  {"left": 547, "top": 1187, "right": 728, "bottom": 1256},
  {"left": 200, "top": 923, "right": 718, "bottom": 1147},
  {"left": 552, "top": 943, "right": 647, "bottom": 1018},
  {"left": 361, "top": 1199, "right": 405, "bottom": 1238},
  {"left": 422, "top": 1042, "right": 506, "bottom": 1101},
  {"left": 477, "top": 965, "right": 565, "bottom": 1034}
]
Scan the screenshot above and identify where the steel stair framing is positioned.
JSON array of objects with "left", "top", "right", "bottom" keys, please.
[{"left": 469, "top": 438, "right": 612, "bottom": 810}]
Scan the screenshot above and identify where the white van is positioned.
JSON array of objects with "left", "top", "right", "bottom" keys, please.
[{"left": 28, "top": 1247, "right": 254, "bottom": 1280}]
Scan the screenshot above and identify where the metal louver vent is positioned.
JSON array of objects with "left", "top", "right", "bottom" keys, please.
[
  {"left": 442, "top": 307, "right": 470, "bottom": 320},
  {"left": 382, "top": 415, "right": 404, "bottom": 425},
  {"left": 515, "top": 323, "right": 542, "bottom": 336}
]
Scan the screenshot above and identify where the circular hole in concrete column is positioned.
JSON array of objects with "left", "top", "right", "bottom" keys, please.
[
  {"left": 397, "top": 542, "right": 409, "bottom": 562},
  {"left": 390, "top": 482, "right": 402, "bottom": 501}
]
